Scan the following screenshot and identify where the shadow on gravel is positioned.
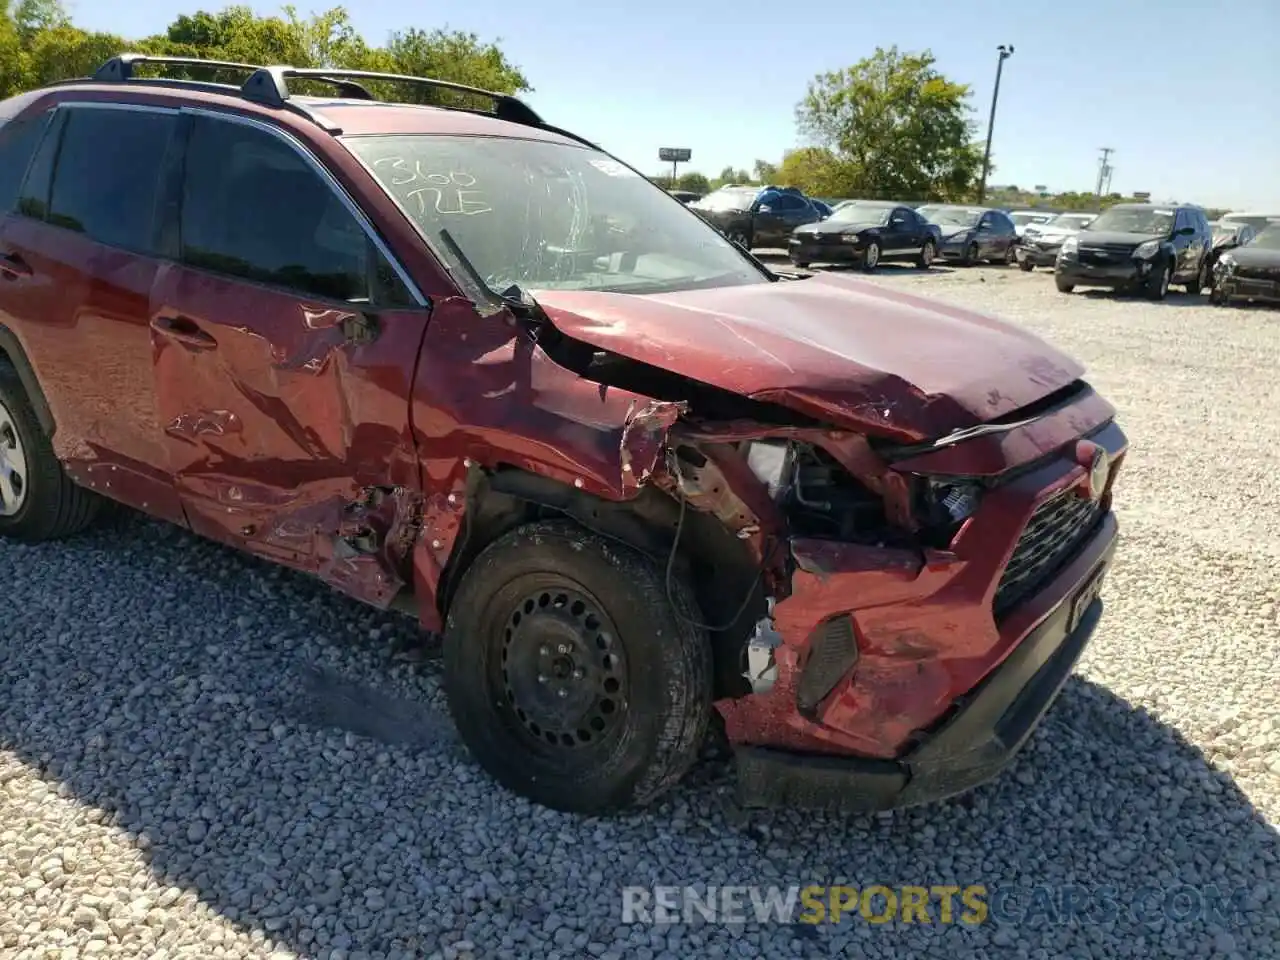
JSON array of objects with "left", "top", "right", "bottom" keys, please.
[
  {"left": 1077, "top": 290, "right": 1213, "bottom": 309},
  {"left": 2, "top": 511, "right": 1276, "bottom": 958}
]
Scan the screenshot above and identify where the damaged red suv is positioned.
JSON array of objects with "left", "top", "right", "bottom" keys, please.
[{"left": 0, "top": 55, "right": 1126, "bottom": 814}]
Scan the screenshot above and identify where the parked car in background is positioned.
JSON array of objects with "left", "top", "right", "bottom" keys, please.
[
  {"left": 1009, "top": 209, "right": 1060, "bottom": 238},
  {"left": 688, "top": 185, "right": 824, "bottom": 249},
  {"left": 668, "top": 190, "right": 703, "bottom": 205},
  {"left": 1210, "top": 224, "right": 1280, "bottom": 307},
  {"left": 917, "top": 205, "right": 1019, "bottom": 265},
  {"left": 1016, "top": 213, "right": 1097, "bottom": 271},
  {"left": 811, "top": 199, "right": 833, "bottom": 219},
  {"left": 787, "top": 200, "right": 941, "bottom": 270},
  {"left": 1054, "top": 203, "right": 1212, "bottom": 300},
  {"left": 1205, "top": 220, "right": 1257, "bottom": 275},
  {"left": 1217, "top": 210, "right": 1280, "bottom": 233},
  {"left": 0, "top": 54, "right": 1129, "bottom": 817}
]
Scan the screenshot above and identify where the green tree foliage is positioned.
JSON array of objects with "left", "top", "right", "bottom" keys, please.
[
  {"left": 795, "top": 46, "right": 983, "bottom": 201},
  {"left": 0, "top": 1, "right": 528, "bottom": 103}
]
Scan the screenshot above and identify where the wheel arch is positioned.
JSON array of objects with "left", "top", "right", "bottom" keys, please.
[
  {"left": 436, "top": 463, "right": 764, "bottom": 699},
  {"left": 0, "top": 323, "right": 55, "bottom": 438}
]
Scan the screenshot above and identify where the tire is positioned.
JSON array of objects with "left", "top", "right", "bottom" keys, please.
[
  {"left": 792, "top": 260, "right": 810, "bottom": 269},
  {"left": 442, "top": 519, "right": 712, "bottom": 815},
  {"left": 1018, "top": 258, "right": 1035, "bottom": 272},
  {"left": 1184, "top": 259, "right": 1209, "bottom": 295},
  {"left": 1146, "top": 261, "right": 1172, "bottom": 301},
  {"left": 915, "top": 240, "right": 935, "bottom": 269},
  {"left": 727, "top": 229, "right": 752, "bottom": 250},
  {"left": 1002, "top": 244, "right": 1018, "bottom": 265},
  {"left": 1208, "top": 282, "right": 1228, "bottom": 306},
  {"left": 0, "top": 361, "right": 101, "bottom": 542},
  {"left": 862, "top": 241, "right": 881, "bottom": 271},
  {"left": 962, "top": 242, "right": 979, "bottom": 266},
  {"left": 1055, "top": 276, "right": 1075, "bottom": 293}
]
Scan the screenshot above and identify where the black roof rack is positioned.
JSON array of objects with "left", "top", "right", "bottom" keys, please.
[{"left": 89, "top": 54, "right": 542, "bottom": 127}]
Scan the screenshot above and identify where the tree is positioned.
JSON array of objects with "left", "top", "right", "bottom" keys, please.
[
  {"left": 675, "top": 171, "right": 710, "bottom": 194},
  {"left": 0, "top": 3, "right": 529, "bottom": 106},
  {"left": 776, "top": 147, "right": 858, "bottom": 198},
  {"left": 796, "top": 46, "right": 983, "bottom": 201},
  {"left": 752, "top": 159, "right": 777, "bottom": 184}
]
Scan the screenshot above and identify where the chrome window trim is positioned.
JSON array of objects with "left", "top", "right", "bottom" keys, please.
[{"left": 49, "top": 100, "right": 427, "bottom": 307}]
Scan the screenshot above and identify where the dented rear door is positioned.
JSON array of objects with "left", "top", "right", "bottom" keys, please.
[{"left": 150, "top": 110, "right": 431, "bottom": 608}]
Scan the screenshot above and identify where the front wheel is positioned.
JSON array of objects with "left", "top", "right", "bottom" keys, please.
[
  {"left": 727, "top": 229, "right": 752, "bottom": 250},
  {"left": 1055, "top": 276, "right": 1075, "bottom": 293},
  {"left": 1018, "top": 258, "right": 1035, "bottom": 272},
  {"left": 915, "top": 240, "right": 935, "bottom": 269},
  {"left": 962, "top": 242, "right": 980, "bottom": 266},
  {"left": 1002, "top": 244, "right": 1018, "bottom": 265},
  {"left": 1146, "top": 261, "right": 1172, "bottom": 301},
  {"left": 862, "top": 241, "right": 881, "bottom": 271},
  {"left": 443, "top": 520, "right": 712, "bottom": 815}
]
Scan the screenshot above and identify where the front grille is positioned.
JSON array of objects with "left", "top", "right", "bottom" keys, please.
[
  {"left": 1078, "top": 243, "right": 1137, "bottom": 267},
  {"left": 994, "top": 490, "right": 1103, "bottom": 617}
]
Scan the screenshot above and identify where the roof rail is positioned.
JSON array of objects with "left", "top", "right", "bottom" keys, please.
[
  {"left": 240, "top": 66, "right": 543, "bottom": 127},
  {"left": 94, "top": 53, "right": 265, "bottom": 83}
]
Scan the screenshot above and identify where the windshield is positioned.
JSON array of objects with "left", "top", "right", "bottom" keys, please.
[
  {"left": 1011, "top": 212, "right": 1053, "bottom": 226},
  {"left": 829, "top": 202, "right": 893, "bottom": 225},
  {"left": 691, "top": 188, "right": 758, "bottom": 212},
  {"left": 347, "top": 135, "right": 766, "bottom": 296},
  {"left": 1251, "top": 227, "right": 1280, "bottom": 250},
  {"left": 1086, "top": 207, "right": 1174, "bottom": 235},
  {"left": 922, "top": 206, "right": 984, "bottom": 228}
]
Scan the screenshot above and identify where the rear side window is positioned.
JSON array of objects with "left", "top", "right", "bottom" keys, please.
[
  {"left": 0, "top": 111, "right": 51, "bottom": 213},
  {"left": 181, "top": 117, "right": 374, "bottom": 302},
  {"left": 48, "top": 107, "right": 177, "bottom": 252}
]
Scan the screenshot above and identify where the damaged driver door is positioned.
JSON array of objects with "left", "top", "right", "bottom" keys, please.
[{"left": 149, "top": 111, "right": 431, "bottom": 608}]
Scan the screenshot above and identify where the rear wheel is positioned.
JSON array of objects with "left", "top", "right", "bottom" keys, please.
[
  {"left": 1185, "top": 259, "right": 1209, "bottom": 295},
  {"left": 727, "top": 229, "right": 752, "bottom": 250},
  {"left": 1055, "top": 276, "right": 1075, "bottom": 293},
  {"left": 1002, "top": 244, "right": 1018, "bottom": 265},
  {"left": 443, "top": 520, "right": 712, "bottom": 814},
  {"left": 1018, "top": 258, "right": 1035, "bottom": 272},
  {"left": 0, "top": 362, "right": 101, "bottom": 542},
  {"left": 963, "top": 242, "right": 980, "bottom": 266}
]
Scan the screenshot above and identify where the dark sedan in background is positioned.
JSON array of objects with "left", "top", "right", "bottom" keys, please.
[
  {"left": 1211, "top": 225, "right": 1280, "bottom": 306},
  {"left": 688, "top": 185, "right": 824, "bottom": 250},
  {"left": 1054, "top": 203, "right": 1212, "bottom": 300},
  {"left": 788, "top": 201, "right": 942, "bottom": 270},
  {"left": 916, "top": 204, "right": 1019, "bottom": 265},
  {"left": 1016, "top": 213, "right": 1097, "bottom": 271}
]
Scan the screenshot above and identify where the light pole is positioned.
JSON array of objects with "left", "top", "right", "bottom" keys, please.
[{"left": 977, "top": 44, "right": 1014, "bottom": 204}]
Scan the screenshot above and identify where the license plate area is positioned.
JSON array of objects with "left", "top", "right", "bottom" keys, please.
[{"left": 1068, "top": 564, "right": 1107, "bottom": 632}]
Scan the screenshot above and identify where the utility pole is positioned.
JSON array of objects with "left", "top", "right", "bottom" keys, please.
[
  {"left": 977, "top": 44, "right": 1014, "bottom": 204},
  {"left": 1095, "top": 147, "right": 1114, "bottom": 198}
]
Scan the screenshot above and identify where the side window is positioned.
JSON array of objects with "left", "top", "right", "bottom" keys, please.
[
  {"left": 771, "top": 194, "right": 804, "bottom": 212},
  {"left": 995, "top": 213, "right": 1014, "bottom": 234},
  {"left": 0, "top": 110, "right": 52, "bottom": 213},
  {"left": 182, "top": 116, "right": 384, "bottom": 303},
  {"left": 1174, "top": 209, "right": 1189, "bottom": 233},
  {"left": 48, "top": 107, "right": 177, "bottom": 252},
  {"left": 17, "top": 109, "right": 64, "bottom": 221}
]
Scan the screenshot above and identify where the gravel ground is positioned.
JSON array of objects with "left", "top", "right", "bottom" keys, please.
[{"left": 2, "top": 264, "right": 1278, "bottom": 959}]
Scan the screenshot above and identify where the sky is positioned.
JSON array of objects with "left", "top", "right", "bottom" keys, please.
[{"left": 71, "top": 0, "right": 1280, "bottom": 210}]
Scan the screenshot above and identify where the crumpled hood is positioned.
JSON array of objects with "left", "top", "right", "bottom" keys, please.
[
  {"left": 936, "top": 225, "right": 974, "bottom": 240},
  {"left": 531, "top": 273, "right": 1084, "bottom": 442}
]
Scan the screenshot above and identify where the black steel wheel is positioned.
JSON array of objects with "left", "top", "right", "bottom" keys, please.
[{"left": 443, "top": 520, "right": 712, "bottom": 814}]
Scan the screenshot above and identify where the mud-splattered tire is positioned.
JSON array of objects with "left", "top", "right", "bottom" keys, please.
[
  {"left": 1055, "top": 276, "right": 1075, "bottom": 293},
  {"left": 442, "top": 519, "right": 712, "bottom": 814},
  {"left": 0, "top": 361, "right": 100, "bottom": 542},
  {"left": 1018, "top": 258, "right": 1035, "bottom": 272}
]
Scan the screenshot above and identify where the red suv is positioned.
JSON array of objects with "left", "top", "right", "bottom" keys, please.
[{"left": 0, "top": 55, "right": 1126, "bottom": 815}]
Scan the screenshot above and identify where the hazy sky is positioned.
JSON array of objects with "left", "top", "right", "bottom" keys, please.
[{"left": 72, "top": 0, "right": 1280, "bottom": 210}]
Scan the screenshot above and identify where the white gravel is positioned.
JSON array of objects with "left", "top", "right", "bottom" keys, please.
[{"left": 2, "top": 264, "right": 1278, "bottom": 959}]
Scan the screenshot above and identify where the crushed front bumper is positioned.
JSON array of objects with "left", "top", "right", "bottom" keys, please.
[
  {"left": 736, "top": 515, "right": 1115, "bottom": 811},
  {"left": 719, "top": 411, "right": 1127, "bottom": 813},
  {"left": 1016, "top": 244, "right": 1062, "bottom": 267},
  {"left": 1215, "top": 274, "right": 1280, "bottom": 305},
  {"left": 1056, "top": 256, "right": 1150, "bottom": 288}
]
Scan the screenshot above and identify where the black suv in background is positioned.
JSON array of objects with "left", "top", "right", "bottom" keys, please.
[
  {"left": 1054, "top": 203, "right": 1212, "bottom": 300},
  {"left": 688, "top": 185, "right": 824, "bottom": 250}
]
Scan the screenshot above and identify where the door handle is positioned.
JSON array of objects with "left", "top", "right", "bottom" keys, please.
[
  {"left": 0, "top": 251, "right": 32, "bottom": 278},
  {"left": 151, "top": 314, "right": 216, "bottom": 348}
]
